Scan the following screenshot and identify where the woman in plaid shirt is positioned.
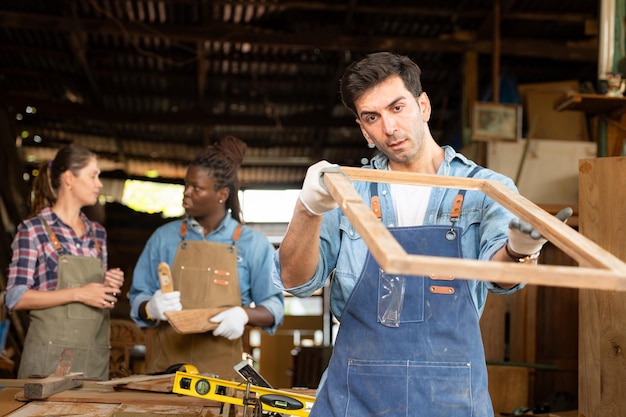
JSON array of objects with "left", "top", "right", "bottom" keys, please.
[{"left": 5, "top": 144, "right": 124, "bottom": 380}]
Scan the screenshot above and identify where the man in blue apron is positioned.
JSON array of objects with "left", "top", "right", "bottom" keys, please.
[{"left": 273, "top": 52, "right": 571, "bottom": 416}]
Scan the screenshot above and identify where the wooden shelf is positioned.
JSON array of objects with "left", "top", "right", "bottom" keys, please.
[{"left": 554, "top": 92, "right": 626, "bottom": 117}]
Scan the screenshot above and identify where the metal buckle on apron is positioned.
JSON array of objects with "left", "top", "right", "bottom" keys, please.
[{"left": 447, "top": 193, "right": 464, "bottom": 241}]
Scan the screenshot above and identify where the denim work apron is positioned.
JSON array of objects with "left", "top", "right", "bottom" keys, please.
[
  {"left": 19, "top": 217, "right": 109, "bottom": 380},
  {"left": 311, "top": 180, "right": 493, "bottom": 417},
  {"left": 146, "top": 222, "right": 243, "bottom": 379}
]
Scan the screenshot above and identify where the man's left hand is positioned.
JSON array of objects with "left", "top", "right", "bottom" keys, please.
[{"left": 508, "top": 207, "right": 573, "bottom": 255}]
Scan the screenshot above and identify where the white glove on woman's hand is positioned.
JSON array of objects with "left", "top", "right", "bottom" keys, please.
[
  {"left": 508, "top": 207, "right": 573, "bottom": 254},
  {"left": 210, "top": 307, "right": 249, "bottom": 340},
  {"left": 146, "top": 289, "right": 182, "bottom": 321},
  {"left": 298, "top": 160, "right": 341, "bottom": 216}
]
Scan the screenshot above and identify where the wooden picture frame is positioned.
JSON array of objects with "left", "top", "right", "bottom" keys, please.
[
  {"left": 323, "top": 168, "right": 626, "bottom": 291},
  {"left": 472, "top": 102, "right": 522, "bottom": 141}
]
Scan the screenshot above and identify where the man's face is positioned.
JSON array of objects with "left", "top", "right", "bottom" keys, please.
[
  {"left": 354, "top": 75, "right": 431, "bottom": 170},
  {"left": 182, "top": 165, "right": 226, "bottom": 219}
]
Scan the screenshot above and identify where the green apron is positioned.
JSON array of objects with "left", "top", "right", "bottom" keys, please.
[{"left": 17, "top": 217, "right": 110, "bottom": 380}]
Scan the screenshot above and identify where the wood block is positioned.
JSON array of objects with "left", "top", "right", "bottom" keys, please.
[
  {"left": 9, "top": 401, "right": 118, "bottom": 416},
  {"left": 14, "top": 386, "right": 222, "bottom": 407},
  {"left": 487, "top": 365, "right": 529, "bottom": 414},
  {"left": 578, "top": 156, "right": 626, "bottom": 417},
  {"left": 166, "top": 308, "right": 228, "bottom": 334},
  {"left": 23, "top": 373, "right": 84, "bottom": 399},
  {"left": 0, "top": 387, "right": 26, "bottom": 416}
]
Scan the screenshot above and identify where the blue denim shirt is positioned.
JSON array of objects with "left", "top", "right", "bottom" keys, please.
[
  {"left": 131, "top": 214, "right": 284, "bottom": 334},
  {"left": 273, "top": 146, "right": 524, "bottom": 320}
]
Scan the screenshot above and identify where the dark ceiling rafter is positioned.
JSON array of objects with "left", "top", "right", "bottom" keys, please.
[
  {"left": 0, "top": 1, "right": 601, "bottom": 188},
  {"left": 0, "top": 11, "right": 597, "bottom": 61}
]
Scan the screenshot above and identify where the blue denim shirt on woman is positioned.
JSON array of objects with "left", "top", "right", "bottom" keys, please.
[
  {"left": 273, "top": 145, "right": 524, "bottom": 320},
  {"left": 131, "top": 214, "right": 284, "bottom": 334}
]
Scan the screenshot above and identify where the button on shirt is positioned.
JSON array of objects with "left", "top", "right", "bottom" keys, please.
[{"left": 273, "top": 146, "right": 524, "bottom": 320}]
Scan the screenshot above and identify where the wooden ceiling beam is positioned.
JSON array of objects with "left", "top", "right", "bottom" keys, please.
[
  {"left": 1, "top": 93, "right": 354, "bottom": 128},
  {"left": 0, "top": 11, "right": 597, "bottom": 63}
]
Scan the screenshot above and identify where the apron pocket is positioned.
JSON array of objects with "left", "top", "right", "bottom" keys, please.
[
  {"left": 346, "top": 359, "right": 472, "bottom": 417},
  {"left": 178, "top": 266, "right": 240, "bottom": 308},
  {"left": 377, "top": 273, "right": 424, "bottom": 324}
]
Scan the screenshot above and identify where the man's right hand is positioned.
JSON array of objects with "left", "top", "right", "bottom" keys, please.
[
  {"left": 299, "top": 160, "right": 341, "bottom": 216},
  {"left": 146, "top": 289, "right": 182, "bottom": 321}
]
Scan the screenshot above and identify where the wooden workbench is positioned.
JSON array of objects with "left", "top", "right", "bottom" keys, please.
[{"left": 0, "top": 379, "right": 223, "bottom": 416}]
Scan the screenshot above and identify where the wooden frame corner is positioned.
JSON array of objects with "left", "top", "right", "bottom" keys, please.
[{"left": 323, "top": 168, "right": 626, "bottom": 291}]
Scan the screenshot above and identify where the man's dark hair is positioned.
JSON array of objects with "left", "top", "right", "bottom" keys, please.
[{"left": 339, "top": 52, "right": 424, "bottom": 117}]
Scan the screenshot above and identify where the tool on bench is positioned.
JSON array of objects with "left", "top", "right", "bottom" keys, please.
[
  {"left": 173, "top": 363, "right": 315, "bottom": 416},
  {"left": 158, "top": 261, "right": 228, "bottom": 334},
  {"left": 23, "top": 348, "right": 88, "bottom": 399}
]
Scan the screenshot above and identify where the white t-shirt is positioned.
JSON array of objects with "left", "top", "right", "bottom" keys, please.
[{"left": 389, "top": 182, "right": 432, "bottom": 227}]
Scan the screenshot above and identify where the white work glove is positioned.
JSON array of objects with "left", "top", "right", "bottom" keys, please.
[
  {"left": 146, "top": 289, "right": 182, "bottom": 321},
  {"left": 507, "top": 207, "right": 573, "bottom": 255},
  {"left": 210, "top": 307, "right": 249, "bottom": 340},
  {"left": 299, "top": 160, "right": 341, "bottom": 216}
]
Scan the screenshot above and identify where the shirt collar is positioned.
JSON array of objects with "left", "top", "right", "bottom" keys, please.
[
  {"left": 187, "top": 214, "right": 229, "bottom": 236},
  {"left": 40, "top": 206, "right": 91, "bottom": 228}
]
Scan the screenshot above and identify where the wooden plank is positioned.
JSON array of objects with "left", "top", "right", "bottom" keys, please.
[
  {"left": 118, "top": 377, "right": 173, "bottom": 393},
  {"left": 0, "top": 387, "right": 27, "bottom": 416},
  {"left": 323, "top": 167, "right": 626, "bottom": 290},
  {"left": 23, "top": 373, "right": 84, "bottom": 400},
  {"left": 116, "top": 402, "right": 219, "bottom": 416},
  {"left": 8, "top": 401, "right": 118, "bottom": 417},
  {"left": 97, "top": 374, "right": 173, "bottom": 386},
  {"left": 98, "top": 374, "right": 174, "bottom": 393},
  {"left": 158, "top": 261, "right": 228, "bottom": 334},
  {"left": 14, "top": 386, "right": 222, "bottom": 407},
  {"left": 578, "top": 156, "right": 626, "bottom": 417},
  {"left": 166, "top": 308, "right": 228, "bottom": 334},
  {"left": 8, "top": 400, "right": 220, "bottom": 417},
  {"left": 487, "top": 365, "right": 529, "bottom": 415}
]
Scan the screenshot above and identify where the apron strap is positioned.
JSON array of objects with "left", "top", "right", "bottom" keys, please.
[
  {"left": 179, "top": 221, "right": 188, "bottom": 240},
  {"left": 39, "top": 215, "right": 101, "bottom": 258},
  {"left": 370, "top": 182, "right": 382, "bottom": 219},
  {"left": 39, "top": 215, "right": 64, "bottom": 255},
  {"left": 180, "top": 219, "right": 243, "bottom": 244},
  {"left": 449, "top": 166, "right": 482, "bottom": 228},
  {"left": 368, "top": 165, "right": 482, "bottom": 236}
]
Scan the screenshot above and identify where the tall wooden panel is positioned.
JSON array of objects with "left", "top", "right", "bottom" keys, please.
[{"left": 579, "top": 156, "right": 626, "bottom": 416}]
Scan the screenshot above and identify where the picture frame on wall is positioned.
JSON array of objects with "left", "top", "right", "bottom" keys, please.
[{"left": 471, "top": 102, "right": 522, "bottom": 141}]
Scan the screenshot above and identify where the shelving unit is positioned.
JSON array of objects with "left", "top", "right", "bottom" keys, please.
[
  {"left": 554, "top": 92, "right": 626, "bottom": 116},
  {"left": 554, "top": 92, "right": 626, "bottom": 157}
]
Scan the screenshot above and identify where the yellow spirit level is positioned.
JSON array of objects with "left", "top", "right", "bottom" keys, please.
[{"left": 173, "top": 367, "right": 315, "bottom": 416}]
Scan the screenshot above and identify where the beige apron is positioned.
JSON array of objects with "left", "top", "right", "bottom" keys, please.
[
  {"left": 146, "top": 222, "right": 243, "bottom": 379},
  {"left": 18, "top": 217, "right": 110, "bottom": 380}
]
